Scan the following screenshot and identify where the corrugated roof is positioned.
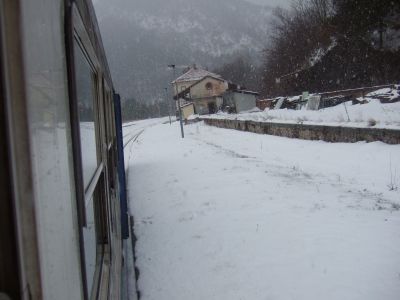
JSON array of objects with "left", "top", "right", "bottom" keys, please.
[{"left": 172, "top": 67, "right": 222, "bottom": 83}]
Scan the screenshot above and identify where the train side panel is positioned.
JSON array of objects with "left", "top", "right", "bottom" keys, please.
[
  {"left": 1, "top": 0, "right": 129, "bottom": 298},
  {"left": 19, "top": 0, "right": 84, "bottom": 298}
]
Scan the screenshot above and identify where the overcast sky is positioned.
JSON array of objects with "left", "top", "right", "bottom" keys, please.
[
  {"left": 244, "top": 0, "right": 291, "bottom": 7},
  {"left": 93, "top": 0, "right": 292, "bottom": 8}
]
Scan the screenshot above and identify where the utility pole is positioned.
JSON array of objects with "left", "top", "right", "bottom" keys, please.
[
  {"left": 164, "top": 87, "right": 172, "bottom": 125},
  {"left": 168, "top": 64, "right": 184, "bottom": 138}
]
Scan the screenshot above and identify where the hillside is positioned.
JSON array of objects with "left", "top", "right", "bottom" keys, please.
[{"left": 93, "top": 0, "right": 272, "bottom": 102}]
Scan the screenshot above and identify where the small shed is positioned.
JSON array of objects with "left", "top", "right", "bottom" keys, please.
[
  {"left": 223, "top": 90, "right": 259, "bottom": 113},
  {"left": 181, "top": 103, "right": 195, "bottom": 120}
]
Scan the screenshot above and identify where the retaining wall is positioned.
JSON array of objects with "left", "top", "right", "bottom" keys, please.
[{"left": 200, "top": 118, "right": 400, "bottom": 144}]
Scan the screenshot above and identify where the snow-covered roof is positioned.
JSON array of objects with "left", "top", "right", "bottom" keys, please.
[
  {"left": 172, "top": 67, "right": 222, "bottom": 83},
  {"left": 234, "top": 90, "right": 259, "bottom": 95}
]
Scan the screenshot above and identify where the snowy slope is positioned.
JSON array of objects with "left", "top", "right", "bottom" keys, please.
[{"left": 124, "top": 121, "right": 400, "bottom": 300}]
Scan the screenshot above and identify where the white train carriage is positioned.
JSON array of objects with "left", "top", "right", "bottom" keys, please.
[{"left": 0, "top": 0, "right": 133, "bottom": 299}]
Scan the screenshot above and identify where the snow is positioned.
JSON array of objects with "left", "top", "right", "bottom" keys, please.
[
  {"left": 208, "top": 100, "right": 400, "bottom": 129},
  {"left": 172, "top": 67, "right": 222, "bottom": 83},
  {"left": 366, "top": 87, "right": 400, "bottom": 102},
  {"left": 132, "top": 12, "right": 205, "bottom": 33},
  {"left": 309, "top": 38, "right": 337, "bottom": 67},
  {"left": 124, "top": 120, "right": 400, "bottom": 300},
  {"left": 123, "top": 117, "right": 171, "bottom": 172}
]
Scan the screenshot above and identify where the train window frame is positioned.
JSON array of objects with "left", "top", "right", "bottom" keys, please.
[
  {"left": 73, "top": 39, "right": 100, "bottom": 190},
  {"left": 100, "top": 81, "right": 118, "bottom": 239},
  {"left": 96, "top": 76, "right": 116, "bottom": 240},
  {"left": 104, "top": 87, "right": 116, "bottom": 150},
  {"left": 1, "top": 0, "right": 42, "bottom": 298},
  {"left": 65, "top": 2, "right": 112, "bottom": 299},
  {"left": 0, "top": 5, "right": 22, "bottom": 297}
]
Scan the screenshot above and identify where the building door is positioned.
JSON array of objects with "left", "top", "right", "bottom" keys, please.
[{"left": 208, "top": 102, "right": 217, "bottom": 114}]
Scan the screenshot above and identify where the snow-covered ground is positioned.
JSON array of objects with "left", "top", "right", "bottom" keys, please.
[
  {"left": 124, "top": 120, "right": 400, "bottom": 300},
  {"left": 206, "top": 98, "right": 400, "bottom": 129},
  {"left": 123, "top": 117, "right": 172, "bottom": 171}
]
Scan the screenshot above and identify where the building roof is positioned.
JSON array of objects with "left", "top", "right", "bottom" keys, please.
[
  {"left": 225, "top": 89, "right": 259, "bottom": 96},
  {"left": 234, "top": 90, "right": 259, "bottom": 95},
  {"left": 172, "top": 67, "right": 222, "bottom": 83}
]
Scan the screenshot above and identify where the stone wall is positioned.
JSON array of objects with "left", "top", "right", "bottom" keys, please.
[{"left": 200, "top": 118, "right": 400, "bottom": 144}]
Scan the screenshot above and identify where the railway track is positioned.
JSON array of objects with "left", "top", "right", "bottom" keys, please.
[{"left": 123, "top": 129, "right": 144, "bottom": 149}]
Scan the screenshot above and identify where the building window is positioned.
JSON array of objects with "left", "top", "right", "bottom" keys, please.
[{"left": 205, "top": 82, "right": 213, "bottom": 90}]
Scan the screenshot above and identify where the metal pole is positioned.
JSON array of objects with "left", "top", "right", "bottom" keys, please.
[
  {"left": 165, "top": 87, "right": 172, "bottom": 125},
  {"left": 169, "top": 64, "right": 184, "bottom": 138}
]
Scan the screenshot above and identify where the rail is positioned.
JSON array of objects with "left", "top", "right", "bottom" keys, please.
[{"left": 123, "top": 130, "right": 144, "bottom": 149}]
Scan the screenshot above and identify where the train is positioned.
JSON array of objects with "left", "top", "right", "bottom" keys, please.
[{"left": 0, "top": 0, "right": 135, "bottom": 299}]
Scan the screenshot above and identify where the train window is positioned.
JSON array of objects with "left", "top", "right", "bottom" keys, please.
[
  {"left": 73, "top": 39, "right": 107, "bottom": 298},
  {"left": 104, "top": 89, "right": 114, "bottom": 148},
  {"left": 74, "top": 41, "right": 98, "bottom": 296},
  {"left": 109, "top": 94, "right": 114, "bottom": 142},
  {"left": 66, "top": 4, "right": 121, "bottom": 299},
  {"left": 110, "top": 93, "right": 116, "bottom": 141},
  {"left": 82, "top": 194, "right": 97, "bottom": 294},
  {"left": 74, "top": 42, "right": 98, "bottom": 188},
  {"left": 105, "top": 91, "right": 110, "bottom": 146},
  {"left": 82, "top": 172, "right": 108, "bottom": 298}
]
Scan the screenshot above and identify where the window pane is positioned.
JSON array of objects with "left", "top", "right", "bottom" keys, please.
[
  {"left": 82, "top": 195, "right": 96, "bottom": 296},
  {"left": 74, "top": 43, "right": 98, "bottom": 188}
]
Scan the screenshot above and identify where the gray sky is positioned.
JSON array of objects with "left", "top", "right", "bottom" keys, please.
[
  {"left": 93, "top": 0, "right": 292, "bottom": 8},
  {"left": 244, "top": 0, "right": 291, "bottom": 8}
]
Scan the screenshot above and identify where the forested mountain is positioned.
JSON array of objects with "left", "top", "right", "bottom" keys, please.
[
  {"left": 94, "top": 0, "right": 399, "bottom": 120},
  {"left": 93, "top": 0, "right": 272, "bottom": 104}
]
